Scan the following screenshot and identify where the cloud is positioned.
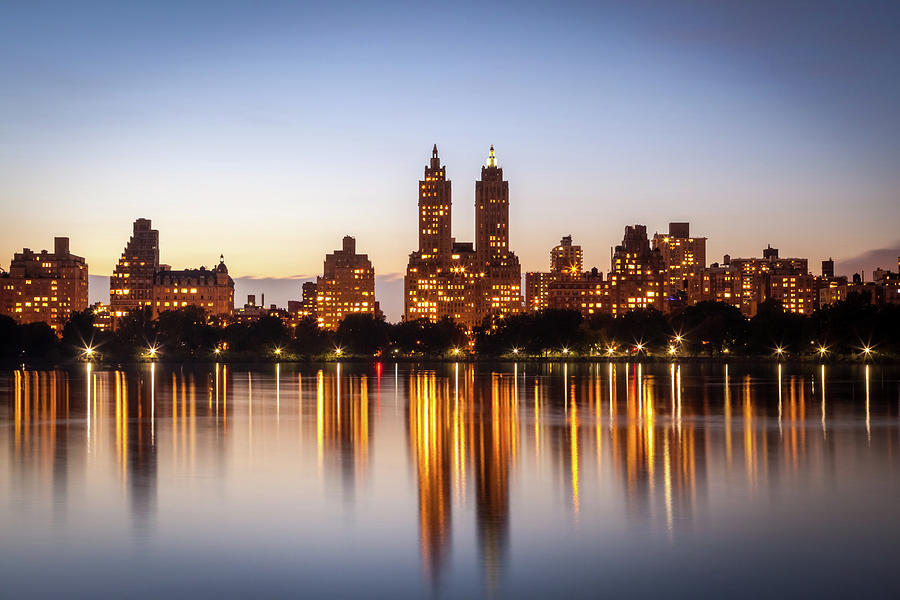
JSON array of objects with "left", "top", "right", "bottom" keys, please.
[{"left": 835, "top": 242, "right": 900, "bottom": 278}]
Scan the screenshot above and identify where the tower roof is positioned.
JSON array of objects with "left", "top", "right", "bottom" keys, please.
[{"left": 487, "top": 145, "right": 497, "bottom": 168}]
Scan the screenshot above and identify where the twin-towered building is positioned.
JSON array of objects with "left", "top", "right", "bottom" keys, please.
[{"left": 404, "top": 145, "right": 523, "bottom": 328}]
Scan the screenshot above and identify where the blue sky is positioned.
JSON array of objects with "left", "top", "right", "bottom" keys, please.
[{"left": 2, "top": 1, "right": 899, "bottom": 319}]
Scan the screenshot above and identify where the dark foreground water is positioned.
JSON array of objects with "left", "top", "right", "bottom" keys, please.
[{"left": 1, "top": 361, "right": 899, "bottom": 598}]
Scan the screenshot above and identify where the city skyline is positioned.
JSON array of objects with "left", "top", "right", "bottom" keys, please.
[{"left": 2, "top": 2, "right": 900, "bottom": 322}]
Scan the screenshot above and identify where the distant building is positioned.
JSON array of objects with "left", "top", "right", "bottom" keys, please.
[
  {"left": 0, "top": 237, "right": 88, "bottom": 332},
  {"left": 524, "top": 271, "right": 555, "bottom": 312},
  {"left": 551, "top": 235, "right": 583, "bottom": 276},
  {"left": 652, "top": 222, "right": 706, "bottom": 305},
  {"left": 822, "top": 258, "right": 834, "bottom": 279},
  {"left": 110, "top": 218, "right": 159, "bottom": 318},
  {"left": 404, "top": 145, "right": 522, "bottom": 328},
  {"left": 606, "top": 225, "right": 665, "bottom": 315},
  {"left": 90, "top": 302, "right": 113, "bottom": 331},
  {"left": 314, "top": 236, "right": 378, "bottom": 330},
  {"left": 525, "top": 235, "right": 584, "bottom": 311},
  {"left": 729, "top": 247, "right": 809, "bottom": 316},
  {"left": 686, "top": 263, "right": 740, "bottom": 308},
  {"left": 547, "top": 268, "right": 605, "bottom": 315},
  {"left": 151, "top": 256, "right": 234, "bottom": 318}
]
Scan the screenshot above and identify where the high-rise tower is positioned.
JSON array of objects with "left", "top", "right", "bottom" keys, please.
[
  {"left": 111, "top": 218, "right": 160, "bottom": 317},
  {"left": 419, "top": 144, "right": 452, "bottom": 258},
  {"left": 405, "top": 144, "right": 522, "bottom": 328},
  {"left": 475, "top": 146, "right": 509, "bottom": 261}
]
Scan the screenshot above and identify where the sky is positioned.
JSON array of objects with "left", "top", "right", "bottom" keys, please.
[{"left": 2, "top": 0, "right": 899, "bottom": 321}]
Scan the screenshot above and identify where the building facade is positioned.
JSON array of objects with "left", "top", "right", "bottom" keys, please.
[
  {"left": 404, "top": 145, "right": 522, "bottom": 328},
  {"left": 151, "top": 257, "right": 234, "bottom": 318},
  {"left": 652, "top": 222, "right": 706, "bottom": 305},
  {"left": 606, "top": 225, "right": 665, "bottom": 315},
  {"left": 314, "top": 236, "right": 379, "bottom": 330},
  {"left": 0, "top": 237, "right": 88, "bottom": 332},
  {"left": 728, "top": 247, "right": 810, "bottom": 316},
  {"left": 110, "top": 218, "right": 159, "bottom": 318}
]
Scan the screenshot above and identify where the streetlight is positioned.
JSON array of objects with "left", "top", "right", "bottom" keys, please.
[
  {"left": 83, "top": 346, "right": 95, "bottom": 360},
  {"left": 606, "top": 346, "right": 616, "bottom": 356},
  {"left": 775, "top": 346, "right": 784, "bottom": 357},
  {"left": 817, "top": 345, "right": 828, "bottom": 358},
  {"left": 862, "top": 345, "right": 873, "bottom": 358},
  {"left": 334, "top": 347, "right": 344, "bottom": 357},
  {"left": 674, "top": 334, "right": 684, "bottom": 344},
  {"left": 147, "top": 345, "right": 158, "bottom": 359},
  {"left": 274, "top": 347, "right": 282, "bottom": 357},
  {"left": 668, "top": 345, "right": 677, "bottom": 356},
  {"left": 562, "top": 347, "right": 570, "bottom": 355},
  {"left": 635, "top": 342, "right": 644, "bottom": 353},
  {"left": 452, "top": 347, "right": 461, "bottom": 356},
  {"left": 512, "top": 347, "right": 520, "bottom": 356}
]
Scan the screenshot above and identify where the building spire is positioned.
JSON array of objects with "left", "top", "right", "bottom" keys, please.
[
  {"left": 432, "top": 143, "right": 438, "bottom": 158},
  {"left": 487, "top": 144, "right": 497, "bottom": 168}
]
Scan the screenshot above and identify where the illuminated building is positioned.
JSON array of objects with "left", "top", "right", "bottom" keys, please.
[
  {"left": 314, "top": 236, "right": 379, "bottom": 330},
  {"left": 767, "top": 273, "right": 817, "bottom": 314},
  {"left": 110, "top": 218, "right": 159, "bottom": 318},
  {"left": 652, "top": 222, "right": 706, "bottom": 305},
  {"left": 151, "top": 256, "right": 234, "bottom": 317},
  {"left": 550, "top": 235, "right": 583, "bottom": 276},
  {"left": 90, "top": 302, "right": 113, "bottom": 331},
  {"left": 728, "top": 246, "right": 810, "bottom": 316},
  {"left": 298, "top": 281, "right": 318, "bottom": 319},
  {"left": 525, "top": 235, "right": 584, "bottom": 311},
  {"left": 404, "top": 145, "right": 523, "bottom": 328},
  {"left": 606, "top": 225, "right": 665, "bottom": 315},
  {"left": 547, "top": 268, "right": 605, "bottom": 315},
  {"left": 524, "top": 271, "right": 555, "bottom": 311},
  {"left": 685, "top": 263, "right": 740, "bottom": 308},
  {"left": 0, "top": 237, "right": 88, "bottom": 332}
]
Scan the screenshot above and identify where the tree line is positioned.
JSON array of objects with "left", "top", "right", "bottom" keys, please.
[{"left": 1, "top": 293, "right": 897, "bottom": 362}]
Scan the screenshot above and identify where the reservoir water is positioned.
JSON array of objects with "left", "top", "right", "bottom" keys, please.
[{"left": 1, "top": 362, "right": 898, "bottom": 598}]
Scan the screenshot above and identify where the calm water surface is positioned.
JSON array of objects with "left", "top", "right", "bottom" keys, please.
[{"left": 2, "top": 362, "right": 899, "bottom": 598}]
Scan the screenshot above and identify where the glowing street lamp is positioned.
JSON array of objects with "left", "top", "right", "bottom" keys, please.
[
  {"left": 817, "top": 345, "right": 828, "bottom": 357},
  {"left": 274, "top": 347, "right": 282, "bottom": 357},
  {"left": 862, "top": 346, "right": 873, "bottom": 358},
  {"left": 562, "top": 347, "right": 570, "bottom": 355},
  {"left": 214, "top": 348, "right": 221, "bottom": 356},
  {"left": 668, "top": 345, "right": 677, "bottom": 356},
  {"left": 775, "top": 346, "right": 785, "bottom": 357},
  {"left": 606, "top": 346, "right": 616, "bottom": 356},
  {"left": 635, "top": 342, "right": 645, "bottom": 353},
  {"left": 83, "top": 346, "right": 95, "bottom": 360},
  {"left": 147, "top": 345, "right": 158, "bottom": 359},
  {"left": 512, "top": 347, "right": 520, "bottom": 356},
  {"left": 452, "top": 347, "right": 461, "bottom": 356},
  {"left": 334, "top": 347, "right": 344, "bottom": 357},
  {"left": 674, "top": 334, "right": 684, "bottom": 344}
]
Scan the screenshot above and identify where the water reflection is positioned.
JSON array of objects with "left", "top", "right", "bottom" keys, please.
[{"left": 2, "top": 362, "right": 900, "bottom": 597}]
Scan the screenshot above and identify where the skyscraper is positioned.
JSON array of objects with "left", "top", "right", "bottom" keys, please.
[
  {"left": 110, "top": 218, "right": 159, "bottom": 318},
  {"left": 419, "top": 144, "right": 452, "bottom": 258}
]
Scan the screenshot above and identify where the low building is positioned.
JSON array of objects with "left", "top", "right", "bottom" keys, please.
[
  {"left": 151, "top": 256, "right": 234, "bottom": 318},
  {"left": 0, "top": 237, "right": 89, "bottom": 333}
]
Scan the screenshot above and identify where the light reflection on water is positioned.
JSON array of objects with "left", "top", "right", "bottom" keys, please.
[{"left": 1, "top": 362, "right": 899, "bottom": 598}]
